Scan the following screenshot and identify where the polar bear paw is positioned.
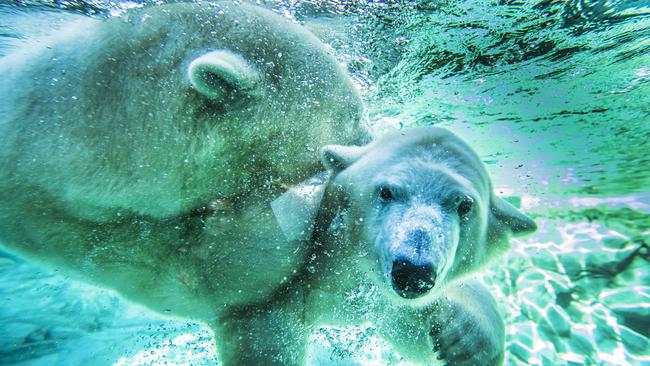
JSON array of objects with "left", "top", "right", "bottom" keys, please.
[{"left": 430, "top": 300, "right": 504, "bottom": 366}]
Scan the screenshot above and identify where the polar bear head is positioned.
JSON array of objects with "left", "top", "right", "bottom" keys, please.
[{"left": 319, "top": 127, "right": 536, "bottom": 300}]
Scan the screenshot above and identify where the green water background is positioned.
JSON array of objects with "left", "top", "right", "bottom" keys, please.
[
  {"left": 0, "top": 1, "right": 648, "bottom": 365},
  {"left": 288, "top": 5, "right": 650, "bottom": 363},
  {"left": 293, "top": 0, "right": 650, "bottom": 199}
]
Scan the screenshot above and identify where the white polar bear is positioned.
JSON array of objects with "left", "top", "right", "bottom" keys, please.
[
  {"left": 0, "top": 1, "right": 365, "bottom": 316},
  {"left": 0, "top": 2, "right": 536, "bottom": 365},
  {"left": 251, "top": 126, "right": 536, "bottom": 366}
]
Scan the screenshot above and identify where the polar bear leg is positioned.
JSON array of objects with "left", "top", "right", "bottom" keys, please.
[
  {"left": 214, "top": 290, "right": 307, "bottom": 366},
  {"left": 375, "top": 305, "right": 444, "bottom": 364},
  {"left": 375, "top": 280, "right": 504, "bottom": 365},
  {"left": 431, "top": 280, "right": 505, "bottom": 366}
]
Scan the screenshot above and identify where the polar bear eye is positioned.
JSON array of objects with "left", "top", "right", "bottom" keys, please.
[
  {"left": 378, "top": 187, "right": 394, "bottom": 202},
  {"left": 457, "top": 196, "right": 474, "bottom": 217}
]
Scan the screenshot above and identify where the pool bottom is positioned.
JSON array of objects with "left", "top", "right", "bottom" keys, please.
[{"left": 0, "top": 205, "right": 648, "bottom": 366}]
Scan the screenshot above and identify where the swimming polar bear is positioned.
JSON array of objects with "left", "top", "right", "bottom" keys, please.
[
  {"left": 0, "top": 2, "right": 536, "bottom": 365},
  {"left": 257, "top": 126, "right": 536, "bottom": 366},
  {"left": 0, "top": 0, "right": 365, "bottom": 315}
]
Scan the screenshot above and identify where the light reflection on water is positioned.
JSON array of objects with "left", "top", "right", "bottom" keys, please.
[{"left": 482, "top": 215, "right": 649, "bottom": 365}]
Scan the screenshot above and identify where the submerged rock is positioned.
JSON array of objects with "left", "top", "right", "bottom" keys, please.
[
  {"left": 619, "top": 325, "right": 649, "bottom": 356},
  {"left": 484, "top": 211, "right": 649, "bottom": 366},
  {"left": 545, "top": 304, "right": 572, "bottom": 338},
  {"left": 600, "top": 287, "right": 650, "bottom": 319}
]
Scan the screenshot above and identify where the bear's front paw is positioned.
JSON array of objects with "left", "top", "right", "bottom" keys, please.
[{"left": 430, "top": 300, "right": 504, "bottom": 366}]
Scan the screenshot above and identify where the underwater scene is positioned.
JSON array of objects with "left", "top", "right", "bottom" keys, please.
[{"left": 0, "top": 0, "right": 648, "bottom": 365}]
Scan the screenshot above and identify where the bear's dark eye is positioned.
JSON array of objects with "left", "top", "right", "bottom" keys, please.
[
  {"left": 457, "top": 196, "right": 474, "bottom": 217},
  {"left": 379, "top": 187, "right": 394, "bottom": 202}
]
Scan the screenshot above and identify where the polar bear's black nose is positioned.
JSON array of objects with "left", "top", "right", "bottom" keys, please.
[{"left": 391, "top": 259, "right": 435, "bottom": 299}]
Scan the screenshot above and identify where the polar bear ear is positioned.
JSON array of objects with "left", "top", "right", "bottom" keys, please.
[
  {"left": 490, "top": 196, "right": 537, "bottom": 236},
  {"left": 320, "top": 145, "right": 366, "bottom": 173},
  {"left": 187, "top": 50, "right": 261, "bottom": 101}
]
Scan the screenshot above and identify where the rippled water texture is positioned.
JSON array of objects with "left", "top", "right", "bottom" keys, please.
[{"left": 1, "top": 0, "right": 648, "bottom": 365}]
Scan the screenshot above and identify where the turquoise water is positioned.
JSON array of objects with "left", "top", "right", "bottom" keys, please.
[{"left": 0, "top": 0, "right": 648, "bottom": 365}]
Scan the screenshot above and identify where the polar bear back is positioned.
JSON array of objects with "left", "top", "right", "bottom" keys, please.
[
  {"left": 0, "top": 2, "right": 366, "bottom": 221},
  {"left": 0, "top": 2, "right": 366, "bottom": 317}
]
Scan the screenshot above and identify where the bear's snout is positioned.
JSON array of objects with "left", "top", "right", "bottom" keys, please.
[
  {"left": 405, "top": 228, "right": 431, "bottom": 257},
  {"left": 388, "top": 228, "right": 438, "bottom": 298},
  {"left": 391, "top": 258, "right": 436, "bottom": 299}
]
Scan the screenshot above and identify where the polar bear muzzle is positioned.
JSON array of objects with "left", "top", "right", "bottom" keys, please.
[
  {"left": 390, "top": 227, "right": 438, "bottom": 298},
  {"left": 391, "top": 259, "right": 435, "bottom": 299}
]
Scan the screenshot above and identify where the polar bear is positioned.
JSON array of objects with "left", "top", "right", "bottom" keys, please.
[
  {"left": 229, "top": 126, "right": 537, "bottom": 365},
  {"left": 0, "top": 1, "right": 365, "bottom": 314},
  {"left": 0, "top": 3, "right": 536, "bottom": 366}
]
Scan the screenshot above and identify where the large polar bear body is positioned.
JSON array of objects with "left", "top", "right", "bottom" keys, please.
[{"left": 0, "top": 2, "right": 365, "bottom": 316}]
